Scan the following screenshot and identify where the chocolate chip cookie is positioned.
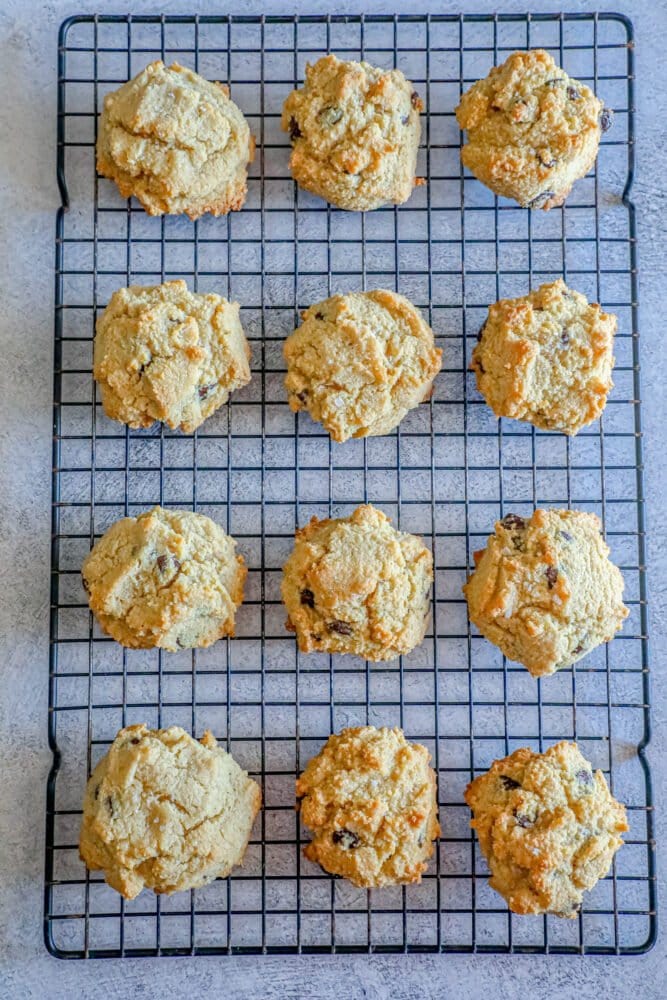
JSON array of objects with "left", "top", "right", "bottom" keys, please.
[
  {"left": 465, "top": 741, "right": 627, "bottom": 916},
  {"left": 282, "top": 54, "right": 423, "bottom": 211},
  {"left": 284, "top": 289, "right": 442, "bottom": 441},
  {"left": 94, "top": 280, "right": 251, "bottom": 433},
  {"left": 82, "top": 506, "right": 246, "bottom": 651},
  {"left": 282, "top": 504, "right": 433, "bottom": 661},
  {"left": 471, "top": 279, "right": 617, "bottom": 435},
  {"left": 79, "top": 724, "right": 261, "bottom": 899},
  {"left": 297, "top": 726, "right": 440, "bottom": 888},
  {"left": 463, "top": 508, "right": 628, "bottom": 677},
  {"left": 456, "top": 49, "right": 612, "bottom": 209},
  {"left": 97, "top": 61, "right": 255, "bottom": 218}
]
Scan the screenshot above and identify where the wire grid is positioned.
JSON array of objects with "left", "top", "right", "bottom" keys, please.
[{"left": 46, "top": 12, "right": 655, "bottom": 958}]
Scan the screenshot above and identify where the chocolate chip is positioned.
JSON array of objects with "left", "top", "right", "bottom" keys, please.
[
  {"left": 572, "top": 639, "right": 587, "bottom": 656},
  {"left": 515, "top": 813, "right": 532, "bottom": 828},
  {"left": 198, "top": 383, "right": 217, "bottom": 401},
  {"left": 411, "top": 91, "right": 420, "bottom": 109},
  {"left": 528, "top": 190, "right": 555, "bottom": 210},
  {"left": 300, "top": 588, "right": 315, "bottom": 608},
  {"left": 130, "top": 738, "right": 140, "bottom": 745},
  {"left": 288, "top": 116, "right": 302, "bottom": 140},
  {"left": 560, "top": 530, "right": 573, "bottom": 542},
  {"left": 296, "top": 390, "right": 308, "bottom": 403},
  {"left": 314, "top": 312, "right": 325, "bottom": 320},
  {"left": 500, "top": 775, "right": 521, "bottom": 790},
  {"left": 561, "top": 327, "right": 570, "bottom": 346},
  {"left": 106, "top": 796, "right": 114, "bottom": 816},
  {"left": 600, "top": 108, "right": 614, "bottom": 132},
  {"left": 319, "top": 106, "right": 343, "bottom": 127},
  {"left": 157, "top": 554, "right": 180, "bottom": 575},
  {"left": 328, "top": 620, "right": 353, "bottom": 636},
  {"left": 501, "top": 514, "right": 526, "bottom": 530},
  {"left": 545, "top": 566, "right": 558, "bottom": 589},
  {"left": 538, "top": 151, "right": 557, "bottom": 168},
  {"left": 332, "top": 828, "right": 360, "bottom": 849},
  {"left": 567, "top": 85, "right": 581, "bottom": 101},
  {"left": 576, "top": 768, "right": 593, "bottom": 787},
  {"left": 401, "top": 114, "right": 409, "bottom": 125}
]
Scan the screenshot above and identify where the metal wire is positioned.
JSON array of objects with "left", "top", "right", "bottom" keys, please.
[{"left": 45, "top": 12, "right": 655, "bottom": 958}]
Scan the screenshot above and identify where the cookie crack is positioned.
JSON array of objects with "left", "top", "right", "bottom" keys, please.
[{"left": 109, "top": 113, "right": 236, "bottom": 162}]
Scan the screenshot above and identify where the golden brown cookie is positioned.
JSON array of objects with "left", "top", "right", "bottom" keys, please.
[
  {"left": 297, "top": 726, "right": 440, "bottom": 888},
  {"left": 282, "top": 504, "right": 433, "bottom": 662},
  {"left": 471, "top": 279, "right": 616, "bottom": 435},
  {"left": 94, "top": 280, "right": 251, "bottom": 433},
  {"left": 465, "top": 741, "right": 627, "bottom": 917},
  {"left": 463, "top": 509, "right": 628, "bottom": 677},
  {"left": 284, "top": 289, "right": 442, "bottom": 441},
  {"left": 97, "top": 61, "right": 255, "bottom": 218},
  {"left": 79, "top": 724, "right": 261, "bottom": 899},
  {"left": 456, "top": 49, "right": 612, "bottom": 209},
  {"left": 82, "top": 506, "right": 246, "bottom": 651},
  {"left": 281, "top": 54, "right": 423, "bottom": 211}
]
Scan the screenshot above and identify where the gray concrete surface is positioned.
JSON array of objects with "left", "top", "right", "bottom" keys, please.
[{"left": 0, "top": 0, "right": 665, "bottom": 997}]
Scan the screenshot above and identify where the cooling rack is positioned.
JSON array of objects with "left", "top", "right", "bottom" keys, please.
[{"left": 45, "top": 12, "right": 655, "bottom": 957}]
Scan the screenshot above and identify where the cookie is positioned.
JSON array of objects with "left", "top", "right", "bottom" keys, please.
[
  {"left": 82, "top": 506, "right": 246, "bottom": 651},
  {"left": 297, "top": 726, "right": 440, "bottom": 888},
  {"left": 282, "top": 504, "right": 433, "bottom": 662},
  {"left": 281, "top": 54, "right": 423, "bottom": 211},
  {"left": 463, "top": 508, "right": 628, "bottom": 677},
  {"left": 465, "top": 741, "right": 627, "bottom": 917},
  {"left": 79, "top": 724, "right": 261, "bottom": 899},
  {"left": 284, "top": 290, "right": 442, "bottom": 441},
  {"left": 471, "top": 280, "right": 616, "bottom": 435},
  {"left": 94, "top": 280, "right": 251, "bottom": 433},
  {"left": 456, "top": 49, "right": 612, "bottom": 209},
  {"left": 97, "top": 60, "right": 255, "bottom": 218}
]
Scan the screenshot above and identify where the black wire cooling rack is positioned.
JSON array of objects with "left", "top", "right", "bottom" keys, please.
[{"left": 45, "top": 11, "right": 656, "bottom": 958}]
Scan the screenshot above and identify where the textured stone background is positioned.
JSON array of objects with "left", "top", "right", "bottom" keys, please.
[{"left": 0, "top": 0, "right": 665, "bottom": 996}]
